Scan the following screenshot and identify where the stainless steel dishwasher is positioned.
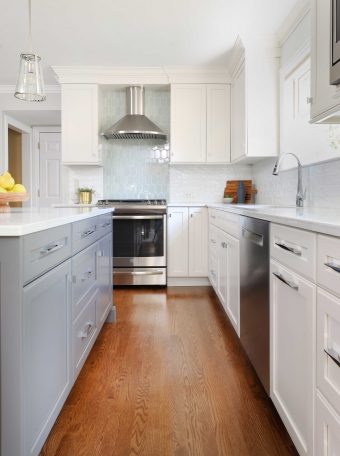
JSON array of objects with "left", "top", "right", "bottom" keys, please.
[{"left": 240, "top": 216, "right": 270, "bottom": 395}]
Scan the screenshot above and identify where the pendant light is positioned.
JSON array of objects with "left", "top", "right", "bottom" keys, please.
[{"left": 14, "top": 0, "right": 46, "bottom": 101}]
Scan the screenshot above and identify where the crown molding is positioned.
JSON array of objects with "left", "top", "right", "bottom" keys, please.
[
  {"left": 277, "top": 0, "right": 311, "bottom": 46},
  {"left": 52, "top": 65, "right": 231, "bottom": 85},
  {"left": 0, "top": 84, "right": 60, "bottom": 94}
]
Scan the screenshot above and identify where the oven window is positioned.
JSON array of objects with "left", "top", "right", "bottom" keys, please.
[{"left": 113, "top": 218, "right": 164, "bottom": 258}]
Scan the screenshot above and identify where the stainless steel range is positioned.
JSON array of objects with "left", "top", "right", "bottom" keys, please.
[{"left": 97, "top": 199, "right": 167, "bottom": 286}]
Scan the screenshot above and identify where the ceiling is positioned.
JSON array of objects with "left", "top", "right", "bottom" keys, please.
[
  {"left": 0, "top": 0, "right": 298, "bottom": 85},
  {"left": 5, "top": 110, "right": 61, "bottom": 126}
]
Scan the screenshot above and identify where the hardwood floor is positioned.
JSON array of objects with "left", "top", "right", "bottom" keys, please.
[{"left": 41, "top": 287, "right": 298, "bottom": 456}]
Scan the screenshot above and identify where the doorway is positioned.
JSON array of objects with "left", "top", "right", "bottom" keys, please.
[{"left": 8, "top": 128, "right": 23, "bottom": 207}]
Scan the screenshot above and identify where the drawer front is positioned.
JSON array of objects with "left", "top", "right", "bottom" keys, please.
[
  {"left": 23, "top": 224, "right": 72, "bottom": 283},
  {"left": 72, "top": 242, "right": 98, "bottom": 318},
  {"left": 72, "top": 289, "right": 98, "bottom": 380},
  {"left": 271, "top": 223, "right": 316, "bottom": 281},
  {"left": 97, "top": 212, "right": 112, "bottom": 239},
  {"left": 316, "top": 391, "right": 340, "bottom": 456},
  {"left": 72, "top": 216, "right": 99, "bottom": 254},
  {"left": 318, "top": 234, "right": 340, "bottom": 297},
  {"left": 317, "top": 288, "right": 340, "bottom": 416},
  {"left": 209, "top": 208, "right": 240, "bottom": 238}
]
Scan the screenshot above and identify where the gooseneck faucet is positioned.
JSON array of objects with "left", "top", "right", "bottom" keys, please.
[{"left": 272, "top": 153, "right": 306, "bottom": 207}]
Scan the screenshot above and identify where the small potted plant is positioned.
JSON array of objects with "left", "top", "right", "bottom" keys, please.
[
  {"left": 223, "top": 194, "right": 234, "bottom": 204},
  {"left": 78, "top": 187, "right": 95, "bottom": 205}
]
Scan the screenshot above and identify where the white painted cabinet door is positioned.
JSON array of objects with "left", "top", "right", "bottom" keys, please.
[
  {"left": 316, "top": 391, "right": 340, "bottom": 456},
  {"left": 96, "top": 233, "right": 112, "bottom": 330},
  {"left": 231, "top": 62, "right": 246, "bottom": 162},
  {"left": 270, "top": 260, "right": 315, "bottom": 456},
  {"left": 311, "top": 0, "right": 340, "bottom": 121},
  {"left": 167, "top": 207, "right": 189, "bottom": 277},
  {"left": 61, "top": 84, "right": 100, "bottom": 164},
  {"left": 39, "top": 132, "right": 62, "bottom": 207},
  {"left": 170, "top": 84, "right": 207, "bottom": 163},
  {"left": 188, "top": 207, "right": 208, "bottom": 277},
  {"left": 23, "top": 260, "right": 71, "bottom": 456},
  {"left": 225, "top": 233, "right": 240, "bottom": 335},
  {"left": 207, "top": 84, "right": 231, "bottom": 163},
  {"left": 216, "top": 228, "right": 228, "bottom": 310}
]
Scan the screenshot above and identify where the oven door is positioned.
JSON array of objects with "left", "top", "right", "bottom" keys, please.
[
  {"left": 112, "top": 214, "right": 166, "bottom": 267},
  {"left": 331, "top": 0, "right": 340, "bottom": 84}
]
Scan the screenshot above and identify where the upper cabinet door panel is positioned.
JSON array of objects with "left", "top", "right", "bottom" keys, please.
[
  {"left": 61, "top": 84, "right": 100, "bottom": 165},
  {"left": 231, "top": 62, "right": 246, "bottom": 162},
  {"left": 207, "top": 84, "right": 231, "bottom": 163},
  {"left": 170, "top": 84, "right": 207, "bottom": 163}
]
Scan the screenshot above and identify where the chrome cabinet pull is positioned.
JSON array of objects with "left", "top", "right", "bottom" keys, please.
[
  {"left": 275, "top": 242, "right": 302, "bottom": 256},
  {"left": 40, "top": 243, "right": 64, "bottom": 255},
  {"left": 81, "top": 229, "right": 95, "bottom": 239},
  {"left": 325, "top": 348, "right": 340, "bottom": 367},
  {"left": 324, "top": 262, "right": 340, "bottom": 274},
  {"left": 78, "top": 322, "right": 94, "bottom": 339},
  {"left": 273, "top": 272, "right": 299, "bottom": 290},
  {"left": 101, "top": 221, "right": 111, "bottom": 228}
]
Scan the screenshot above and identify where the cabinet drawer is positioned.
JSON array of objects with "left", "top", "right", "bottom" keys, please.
[
  {"left": 97, "top": 212, "right": 112, "bottom": 239},
  {"left": 72, "top": 289, "right": 98, "bottom": 380},
  {"left": 317, "top": 288, "right": 340, "bottom": 416},
  {"left": 318, "top": 234, "right": 340, "bottom": 297},
  {"left": 23, "top": 224, "right": 72, "bottom": 283},
  {"left": 271, "top": 224, "right": 316, "bottom": 281},
  {"left": 72, "top": 242, "right": 98, "bottom": 319},
  {"left": 316, "top": 391, "right": 340, "bottom": 456},
  {"left": 209, "top": 208, "right": 240, "bottom": 238},
  {"left": 72, "top": 216, "right": 99, "bottom": 254}
]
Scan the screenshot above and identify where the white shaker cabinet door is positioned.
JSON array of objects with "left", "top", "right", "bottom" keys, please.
[
  {"left": 207, "top": 84, "right": 231, "bottom": 163},
  {"left": 96, "top": 233, "right": 113, "bottom": 330},
  {"left": 23, "top": 260, "right": 71, "bottom": 456},
  {"left": 270, "top": 260, "right": 315, "bottom": 456},
  {"left": 170, "top": 84, "right": 207, "bottom": 163},
  {"left": 231, "top": 62, "right": 246, "bottom": 162},
  {"left": 167, "top": 207, "right": 189, "bottom": 277},
  {"left": 225, "top": 233, "right": 240, "bottom": 336},
  {"left": 188, "top": 207, "right": 208, "bottom": 277}
]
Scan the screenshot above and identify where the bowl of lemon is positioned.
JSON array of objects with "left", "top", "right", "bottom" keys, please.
[{"left": 0, "top": 171, "right": 28, "bottom": 212}]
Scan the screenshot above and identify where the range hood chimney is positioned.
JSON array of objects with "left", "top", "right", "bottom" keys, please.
[{"left": 102, "top": 86, "right": 167, "bottom": 140}]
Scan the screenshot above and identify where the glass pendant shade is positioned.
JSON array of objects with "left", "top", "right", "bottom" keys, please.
[{"left": 14, "top": 53, "right": 46, "bottom": 101}]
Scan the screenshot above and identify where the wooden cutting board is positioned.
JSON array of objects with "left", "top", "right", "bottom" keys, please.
[{"left": 224, "top": 180, "right": 257, "bottom": 204}]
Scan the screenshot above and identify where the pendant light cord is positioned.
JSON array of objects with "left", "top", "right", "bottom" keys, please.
[{"left": 28, "top": 0, "right": 32, "bottom": 52}]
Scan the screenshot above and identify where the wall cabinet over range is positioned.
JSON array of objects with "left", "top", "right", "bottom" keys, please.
[
  {"left": 170, "top": 84, "right": 231, "bottom": 164},
  {"left": 0, "top": 212, "right": 113, "bottom": 456}
]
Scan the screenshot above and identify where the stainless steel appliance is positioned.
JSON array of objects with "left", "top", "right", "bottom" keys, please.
[
  {"left": 331, "top": 0, "right": 340, "bottom": 85},
  {"left": 240, "top": 216, "right": 270, "bottom": 395},
  {"left": 101, "top": 86, "right": 167, "bottom": 140},
  {"left": 97, "top": 199, "right": 167, "bottom": 286}
]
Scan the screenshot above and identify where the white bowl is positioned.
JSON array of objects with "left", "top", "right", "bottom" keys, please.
[{"left": 223, "top": 197, "right": 233, "bottom": 204}]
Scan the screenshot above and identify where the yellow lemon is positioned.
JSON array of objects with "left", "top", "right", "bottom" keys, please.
[
  {"left": 0, "top": 186, "right": 7, "bottom": 193},
  {"left": 0, "top": 171, "right": 15, "bottom": 190},
  {"left": 10, "top": 184, "right": 26, "bottom": 193}
]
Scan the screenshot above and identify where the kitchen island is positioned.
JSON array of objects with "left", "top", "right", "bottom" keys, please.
[{"left": 0, "top": 207, "right": 114, "bottom": 456}]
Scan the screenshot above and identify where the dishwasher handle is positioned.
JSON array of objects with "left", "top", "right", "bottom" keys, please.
[{"left": 242, "top": 228, "right": 264, "bottom": 247}]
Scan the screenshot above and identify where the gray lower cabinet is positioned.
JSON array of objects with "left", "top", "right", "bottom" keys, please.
[
  {"left": 23, "top": 260, "right": 72, "bottom": 456},
  {"left": 0, "top": 214, "right": 113, "bottom": 456}
]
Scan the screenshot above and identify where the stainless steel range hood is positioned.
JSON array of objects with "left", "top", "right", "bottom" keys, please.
[{"left": 102, "top": 86, "right": 167, "bottom": 140}]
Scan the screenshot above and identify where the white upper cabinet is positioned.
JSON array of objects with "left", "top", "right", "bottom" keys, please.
[
  {"left": 230, "top": 37, "right": 279, "bottom": 163},
  {"left": 206, "top": 84, "right": 231, "bottom": 163},
  {"left": 61, "top": 84, "right": 101, "bottom": 165},
  {"left": 310, "top": 0, "right": 340, "bottom": 123},
  {"left": 170, "top": 84, "right": 231, "bottom": 163}
]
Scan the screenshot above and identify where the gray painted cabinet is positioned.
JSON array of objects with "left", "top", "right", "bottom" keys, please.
[{"left": 0, "top": 213, "right": 113, "bottom": 456}]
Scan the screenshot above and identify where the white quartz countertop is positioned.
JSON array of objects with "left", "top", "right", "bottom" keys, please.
[
  {"left": 208, "top": 204, "right": 340, "bottom": 237},
  {"left": 0, "top": 207, "right": 113, "bottom": 236}
]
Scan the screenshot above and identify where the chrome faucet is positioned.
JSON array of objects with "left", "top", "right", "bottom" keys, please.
[{"left": 272, "top": 153, "right": 306, "bottom": 207}]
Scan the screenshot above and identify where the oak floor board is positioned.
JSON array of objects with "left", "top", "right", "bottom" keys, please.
[{"left": 41, "top": 286, "right": 298, "bottom": 456}]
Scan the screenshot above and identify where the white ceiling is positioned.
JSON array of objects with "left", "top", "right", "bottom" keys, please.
[
  {"left": 5, "top": 110, "right": 61, "bottom": 126},
  {"left": 0, "top": 0, "right": 298, "bottom": 85}
]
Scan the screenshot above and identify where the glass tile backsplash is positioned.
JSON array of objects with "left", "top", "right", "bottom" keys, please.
[{"left": 100, "top": 88, "right": 170, "bottom": 199}]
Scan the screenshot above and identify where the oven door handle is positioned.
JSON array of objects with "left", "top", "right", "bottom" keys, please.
[
  {"left": 112, "top": 215, "right": 164, "bottom": 220},
  {"left": 113, "top": 270, "right": 164, "bottom": 276}
]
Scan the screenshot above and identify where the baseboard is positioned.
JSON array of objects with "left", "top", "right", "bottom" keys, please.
[
  {"left": 167, "top": 277, "right": 211, "bottom": 286},
  {"left": 106, "top": 305, "right": 116, "bottom": 322}
]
